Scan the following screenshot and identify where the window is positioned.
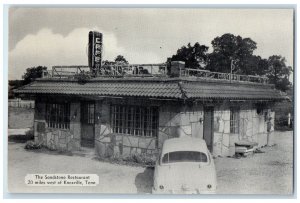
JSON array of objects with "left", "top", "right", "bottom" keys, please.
[
  {"left": 111, "top": 105, "right": 159, "bottom": 137},
  {"left": 46, "top": 103, "right": 70, "bottom": 129},
  {"left": 162, "top": 151, "right": 208, "bottom": 164},
  {"left": 230, "top": 108, "right": 239, "bottom": 134}
]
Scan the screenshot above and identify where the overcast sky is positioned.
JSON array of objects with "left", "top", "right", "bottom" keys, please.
[{"left": 8, "top": 7, "right": 294, "bottom": 80}]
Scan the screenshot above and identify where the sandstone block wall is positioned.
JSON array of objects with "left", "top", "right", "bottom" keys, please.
[
  {"left": 33, "top": 99, "right": 275, "bottom": 159},
  {"left": 95, "top": 102, "right": 158, "bottom": 158},
  {"left": 33, "top": 101, "right": 81, "bottom": 152}
]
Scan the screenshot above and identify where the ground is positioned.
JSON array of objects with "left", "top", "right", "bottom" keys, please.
[{"left": 7, "top": 131, "right": 293, "bottom": 194}]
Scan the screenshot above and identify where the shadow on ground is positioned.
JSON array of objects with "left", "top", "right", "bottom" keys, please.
[
  {"left": 8, "top": 134, "right": 34, "bottom": 143},
  {"left": 135, "top": 166, "right": 154, "bottom": 194}
]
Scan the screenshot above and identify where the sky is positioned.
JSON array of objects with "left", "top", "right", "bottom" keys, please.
[{"left": 8, "top": 7, "right": 294, "bottom": 80}]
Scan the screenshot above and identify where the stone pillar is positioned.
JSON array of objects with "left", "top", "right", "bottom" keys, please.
[
  {"left": 95, "top": 103, "right": 112, "bottom": 157},
  {"left": 94, "top": 100, "right": 102, "bottom": 139},
  {"left": 158, "top": 105, "right": 181, "bottom": 149},
  {"left": 267, "top": 111, "right": 275, "bottom": 146},
  {"left": 69, "top": 102, "right": 81, "bottom": 150},
  {"left": 34, "top": 101, "right": 46, "bottom": 144}
]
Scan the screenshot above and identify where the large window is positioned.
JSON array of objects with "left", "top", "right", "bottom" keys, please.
[
  {"left": 46, "top": 103, "right": 70, "bottom": 129},
  {"left": 230, "top": 108, "right": 239, "bottom": 134},
  {"left": 111, "top": 105, "right": 159, "bottom": 137}
]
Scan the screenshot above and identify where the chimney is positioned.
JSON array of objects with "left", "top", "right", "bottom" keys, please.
[{"left": 169, "top": 61, "right": 185, "bottom": 77}]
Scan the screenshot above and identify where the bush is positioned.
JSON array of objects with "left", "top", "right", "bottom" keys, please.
[
  {"left": 24, "top": 140, "right": 42, "bottom": 150},
  {"left": 123, "top": 153, "right": 156, "bottom": 166},
  {"left": 275, "top": 116, "right": 293, "bottom": 131},
  {"left": 74, "top": 71, "right": 91, "bottom": 84},
  {"left": 97, "top": 152, "right": 157, "bottom": 167}
]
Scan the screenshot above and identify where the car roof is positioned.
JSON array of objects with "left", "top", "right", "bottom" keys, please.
[{"left": 161, "top": 137, "right": 209, "bottom": 155}]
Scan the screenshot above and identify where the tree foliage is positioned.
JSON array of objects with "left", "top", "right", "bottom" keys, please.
[
  {"left": 22, "top": 66, "right": 47, "bottom": 85},
  {"left": 103, "top": 55, "right": 129, "bottom": 66},
  {"left": 167, "top": 42, "right": 209, "bottom": 69},
  {"left": 266, "top": 55, "right": 292, "bottom": 92},
  {"left": 206, "top": 33, "right": 264, "bottom": 74},
  {"left": 168, "top": 33, "right": 292, "bottom": 92},
  {"left": 114, "top": 55, "right": 129, "bottom": 64},
  {"left": 8, "top": 80, "right": 25, "bottom": 98}
]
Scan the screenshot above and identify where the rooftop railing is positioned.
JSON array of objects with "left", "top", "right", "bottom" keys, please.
[
  {"left": 180, "top": 68, "right": 268, "bottom": 84},
  {"left": 98, "top": 63, "right": 167, "bottom": 76},
  {"left": 43, "top": 64, "right": 268, "bottom": 84},
  {"left": 44, "top": 64, "right": 168, "bottom": 78}
]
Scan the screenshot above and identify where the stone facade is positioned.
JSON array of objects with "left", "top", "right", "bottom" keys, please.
[
  {"left": 211, "top": 104, "right": 275, "bottom": 157},
  {"left": 95, "top": 102, "right": 158, "bottom": 158},
  {"left": 33, "top": 98, "right": 275, "bottom": 159},
  {"left": 33, "top": 101, "right": 81, "bottom": 151}
]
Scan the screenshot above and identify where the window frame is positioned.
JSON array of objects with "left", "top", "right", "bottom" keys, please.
[
  {"left": 230, "top": 108, "right": 240, "bottom": 134},
  {"left": 111, "top": 105, "right": 159, "bottom": 137},
  {"left": 45, "top": 102, "right": 70, "bottom": 129},
  {"left": 81, "top": 102, "right": 95, "bottom": 124}
]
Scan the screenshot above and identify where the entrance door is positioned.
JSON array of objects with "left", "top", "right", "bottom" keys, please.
[
  {"left": 81, "top": 102, "right": 95, "bottom": 147},
  {"left": 203, "top": 107, "right": 214, "bottom": 151}
]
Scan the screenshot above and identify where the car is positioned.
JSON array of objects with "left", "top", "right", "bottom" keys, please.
[{"left": 152, "top": 137, "right": 217, "bottom": 194}]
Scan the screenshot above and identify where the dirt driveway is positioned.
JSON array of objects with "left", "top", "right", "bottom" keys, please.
[
  {"left": 7, "top": 131, "right": 293, "bottom": 194},
  {"left": 215, "top": 131, "right": 293, "bottom": 194}
]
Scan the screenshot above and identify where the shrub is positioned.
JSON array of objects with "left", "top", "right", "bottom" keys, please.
[
  {"left": 97, "top": 152, "right": 157, "bottom": 167},
  {"left": 24, "top": 140, "right": 42, "bottom": 150},
  {"left": 74, "top": 71, "right": 91, "bottom": 84},
  {"left": 275, "top": 116, "right": 293, "bottom": 131},
  {"left": 124, "top": 153, "right": 156, "bottom": 166}
]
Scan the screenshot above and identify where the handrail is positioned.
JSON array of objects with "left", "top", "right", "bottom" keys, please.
[
  {"left": 181, "top": 68, "right": 268, "bottom": 84},
  {"left": 47, "top": 64, "right": 268, "bottom": 84}
]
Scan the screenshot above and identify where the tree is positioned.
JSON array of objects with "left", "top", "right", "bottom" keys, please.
[
  {"left": 206, "top": 33, "right": 267, "bottom": 75},
  {"left": 267, "top": 55, "right": 292, "bottom": 92},
  {"left": 22, "top": 66, "right": 47, "bottom": 85},
  {"left": 114, "top": 55, "right": 129, "bottom": 64},
  {"left": 167, "top": 42, "right": 209, "bottom": 69},
  {"left": 102, "top": 55, "right": 129, "bottom": 66},
  {"left": 8, "top": 80, "right": 25, "bottom": 99}
]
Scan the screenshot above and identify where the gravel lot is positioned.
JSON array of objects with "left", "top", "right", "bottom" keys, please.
[
  {"left": 215, "top": 131, "right": 293, "bottom": 194},
  {"left": 7, "top": 131, "right": 293, "bottom": 195}
]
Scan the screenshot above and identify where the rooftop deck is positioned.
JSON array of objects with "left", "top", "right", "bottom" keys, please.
[
  {"left": 16, "top": 63, "right": 287, "bottom": 101},
  {"left": 43, "top": 63, "right": 269, "bottom": 85}
]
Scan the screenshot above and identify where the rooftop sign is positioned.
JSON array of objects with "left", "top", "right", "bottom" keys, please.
[{"left": 88, "top": 31, "right": 103, "bottom": 76}]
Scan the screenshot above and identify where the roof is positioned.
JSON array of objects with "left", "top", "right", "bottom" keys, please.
[
  {"left": 161, "top": 137, "right": 208, "bottom": 155},
  {"left": 14, "top": 77, "right": 286, "bottom": 101}
]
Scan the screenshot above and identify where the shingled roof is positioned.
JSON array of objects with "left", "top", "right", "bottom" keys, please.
[{"left": 15, "top": 77, "right": 286, "bottom": 101}]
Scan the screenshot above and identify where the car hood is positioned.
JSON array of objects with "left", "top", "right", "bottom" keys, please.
[{"left": 154, "top": 162, "right": 217, "bottom": 192}]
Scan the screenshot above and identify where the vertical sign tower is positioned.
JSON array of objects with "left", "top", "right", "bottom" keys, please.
[{"left": 88, "top": 31, "right": 103, "bottom": 76}]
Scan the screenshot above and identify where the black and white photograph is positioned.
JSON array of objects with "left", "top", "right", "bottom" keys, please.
[{"left": 6, "top": 6, "right": 294, "bottom": 195}]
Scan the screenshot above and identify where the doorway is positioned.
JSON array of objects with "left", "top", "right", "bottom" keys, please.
[
  {"left": 81, "top": 102, "right": 95, "bottom": 147},
  {"left": 203, "top": 107, "right": 214, "bottom": 152}
]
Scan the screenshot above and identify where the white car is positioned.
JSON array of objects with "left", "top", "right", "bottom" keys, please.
[{"left": 152, "top": 137, "right": 217, "bottom": 194}]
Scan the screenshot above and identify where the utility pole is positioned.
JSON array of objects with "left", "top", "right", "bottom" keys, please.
[{"left": 230, "top": 59, "right": 234, "bottom": 83}]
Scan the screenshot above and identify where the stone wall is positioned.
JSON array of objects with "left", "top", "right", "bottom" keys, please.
[
  {"left": 213, "top": 107, "right": 232, "bottom": 157},
  {"left": 157, "top": 104, "right": 204, "bottom": 149},
  {"left": 94, "top": 102, "right": 205, "bottom": 158},
  {"left": 95, "top": 102, "right": 158, "bottom": 158},
  {"left": 33, "top": 101, "right": 81, "bottom": 151},
  {"left": 33, "top": 98, "right": 275, "bottom": 158},
  {"left": 211, "top": 102, "right": 275, "bottom": 157}
]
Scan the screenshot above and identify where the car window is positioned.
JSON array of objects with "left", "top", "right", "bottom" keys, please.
[{"left": 161, "top": 151, "right": 208, "bottom": 164}]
